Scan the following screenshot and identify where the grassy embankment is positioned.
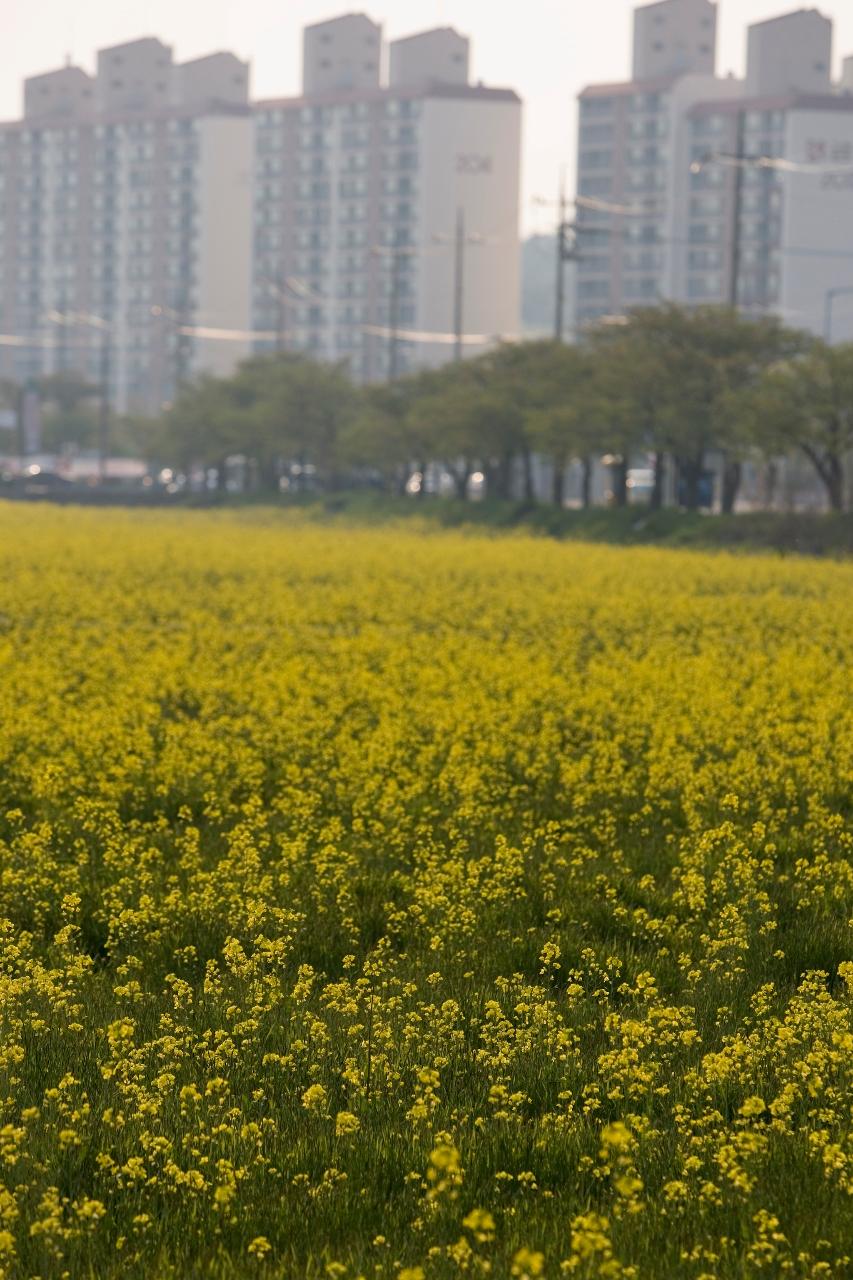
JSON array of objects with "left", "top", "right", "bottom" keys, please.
[{"left": 200, "top": 490, "right": 853, "bottom": 555}]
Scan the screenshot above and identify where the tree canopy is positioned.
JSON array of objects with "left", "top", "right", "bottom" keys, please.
[{"left": 41, "top": 303, "right": 846, "bottom": 511}]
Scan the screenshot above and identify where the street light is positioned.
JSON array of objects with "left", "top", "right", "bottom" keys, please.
[
  {"left": 370, "top": 243, "right": 425, "bottom": 380},
  {"left": 432, "top": 211, "right": 491, "bottom": 362},
  {"left": 823, "top": 286, "right": 853, "bottom": 342}
]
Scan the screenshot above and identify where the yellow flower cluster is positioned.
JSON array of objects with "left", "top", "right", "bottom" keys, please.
[{"left": 0, "top": 504, "right": 849, "bottom": 1278}]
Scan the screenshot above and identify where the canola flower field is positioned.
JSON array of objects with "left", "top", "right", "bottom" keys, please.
[{"left": 0, "top": 504, "right": 851, "bottom": 1280}]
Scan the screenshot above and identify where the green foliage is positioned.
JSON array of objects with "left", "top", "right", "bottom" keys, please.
[
  {"left": 738, "top": 342, "right": 853, "bottom": 511},
  {"left": 36, "top": 370, "right": 101, "bottom": 453},
  {"left": 162, "top": 355, "right": 355, "bottom": 490},
  {"left": 131, "top": 307, "right": 848, "bottom": 512}
]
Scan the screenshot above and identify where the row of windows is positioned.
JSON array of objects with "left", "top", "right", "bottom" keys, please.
[
  {"left": 261, "top": 153, "right": 416, "bottom": 185},
  {"left": 256, "top": 202, "right": 417, "bottom": 227},
  {"left": 688, "top": 214, "right": 781, "bottom": 243},
  {"left": 258, "top": 176, "right": 419, "bottom": 204},
  {"left": 256, "top": 99, "right": 421, "bottom": 130}
]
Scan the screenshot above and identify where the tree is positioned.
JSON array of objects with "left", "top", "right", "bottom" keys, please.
[
  {"left": 340, "top": 378, "right": 425, "bottom": 496},
  {"left": 162, "top": 375, "right": 245, "bottom": 485},
  {"left": 522, "top": 344, "right": 600, "bottom": 507},
  {"left": 402, "top": 362, "right": 516, "bottom": 499},
  {"left": 232, "top": 354, "right": 354, "bottom": 491},
  {"left": 36, "top": 370, "right": 100, "bottom": 452},
  {"left": 586, "top": 323, "right": 675, "bottom": 508},
  {"left": 740, "top": 342, "right": 853, "bottom": 512},
  {"left": 589, "top": 306, "right": 808, "bottom": 511},
  {"left": 157, "top": 355, "right": 356, "bottom": 492}
]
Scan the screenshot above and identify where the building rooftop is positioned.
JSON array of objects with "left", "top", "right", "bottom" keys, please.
[
  {"left": 390, "top": 25, "right": 464, "bottom": 47},
  {"left": 255, "top": 81, "right": 520, "bottom": 109},
  {"left": 747, "top": 6, "right": 828, "bottom": 31},
  {"left": 0, "top": 101, "right": 252, "bottom": 131},
  {"left": 689, "top": 90, "right": 853, "bottom": 114},
  {"left": 579, "top": 75, "right": 680, "bottom": 98}
]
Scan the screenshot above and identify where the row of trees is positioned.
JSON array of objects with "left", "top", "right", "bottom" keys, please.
[{"left": 13, "top": 304, "right": 851, "bottom": 511}]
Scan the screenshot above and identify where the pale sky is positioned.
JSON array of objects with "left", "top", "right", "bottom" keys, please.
[{"left": 4, "top": 0, "right": 853, "bottom": 232}]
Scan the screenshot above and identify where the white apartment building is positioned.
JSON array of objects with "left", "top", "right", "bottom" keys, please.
[
  {"left": 0, "top": 38, "right": 253, "bottom": 415},
  {"left": 251, "top": 15, "right": 522, "bottom": 381},
  {"left": 0, "top": 15, "right": 521, "bottom": 415},
  {"left": 573, "top": 2, "right": 853, "bottom": 343}
]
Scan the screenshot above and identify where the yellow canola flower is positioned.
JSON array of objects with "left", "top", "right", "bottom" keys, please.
[
  {"left": 335, "top": 1111, "right": 361, "bottom": 1137},
  {"left": 512, "top": 1247, "right": 545, "bottom": 1278},
  {"left": 0, "top": 507, "right": 845, "bottom": 1278}
]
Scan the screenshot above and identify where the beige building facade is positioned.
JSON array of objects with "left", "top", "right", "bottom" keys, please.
[{"left": 0, "top": 16, "right": 521, "bottom": 413}]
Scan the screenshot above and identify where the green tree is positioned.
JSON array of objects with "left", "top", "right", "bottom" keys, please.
[
  {"left": 36, "top": 370, "right": 100, "bottom": 452},
  {"left": 586, "top": 324, "right": 675, "bottom": 508},
  {"left": 342, "top": 380, "right": 420, "bottom": 495},
  {"left": 523, "top": 344, "right": 600, "bottom": 507},
  {"left": 234, "top": 354, "right": 354, "bottom": 491},
  {"left": 740, "top": 342, "right": 853, "bottom": 511},
  {"left": 591, "top": 306, "right": 808, "bottom": 511},
  {"left": 162, "top": 375, "right": 245, "bottom": 486},
  {"left": 157, "top": 355, "right": 356, "bottom": 492}
]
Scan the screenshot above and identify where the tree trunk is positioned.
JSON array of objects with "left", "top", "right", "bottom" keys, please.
[
  {"left": 721, "top": 456, "right": 742, "bottom": 515},
  {"left": 800, "top": 444, "right": 844, "bottom": 512},
  {"left": 581, "top": 455, "right": 593, "bottom": 509},
  {"left": 611, "top": 456, "right": 629, "bottom": 507},
  {"left": 260, "top": 456, "right": 279, "bottom": 493},
  {"left": 415, "top": 460, "right": 427, "bottom": 498},
  {"left": 552, "top": 456, "right": 566, "bottom": 508},
  {"left": 826, "top": 455, "right": 844, "bottom": 512},
  {"left": 216, "top": 458, "right": 228, "bottom": 493},
  {"left": 522, "top": 448, "right": 535, "bottom": 503},
  {"left": 454, "top": 459, "right": 471, "bottom": 501},
  {"left": 496, "top": 451, "right": 513, "bottom": 502},
  {"left": 763, "top": 460, "right": 778, "bottom": 510},
  {"left": 650, "top": 450, "right": 664, "bottom": 510},
  {"left": 680, "top": 451, "right": 705, "bottom": 511}
]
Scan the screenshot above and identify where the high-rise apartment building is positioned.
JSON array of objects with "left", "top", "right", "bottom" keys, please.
[
  {"left": 0, "top": 38, "right": 253, "bottom": 414},
  {"left": 0, "top": 15, "right": 521, "bottom": 414},
  {"left": 252, "top": 15, "right": 521, "bottom": 381},
  {"left": 573, "top": 3, "right": 853, "bottom": 343}
]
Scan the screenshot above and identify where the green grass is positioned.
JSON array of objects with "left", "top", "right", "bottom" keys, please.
[{"left": 194, "top": 491, "right": 853, "bottom": 556}]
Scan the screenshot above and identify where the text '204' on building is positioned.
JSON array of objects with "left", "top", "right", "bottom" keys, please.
[
  {"left": 0, "top": 16, "right": 522, "bottom": 415},
  {"left": 572, "top": 1, "right": 853, "bottom": 344}
]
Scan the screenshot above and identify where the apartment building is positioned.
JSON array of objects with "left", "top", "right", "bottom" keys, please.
[
  {"left": 251, "top": 15, "right": 521, "bottom": 381},
  {"left": 573, "top": 2, "right": 853, "bottom": 343},
  {"left": 0, "top": 15, "right": 521, "bottom": 414},
  {"left": 0, "top": 39, "right": 253, "bottom": 415}
]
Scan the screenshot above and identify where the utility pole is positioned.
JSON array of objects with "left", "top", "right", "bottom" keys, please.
[
  {"left": 56, "top": 305, "right": 68, "bottom": 375},
  {"left": 720, "top": 111, "right": 747, "bottom": 515},
  {"left": 174, "top": 290, "right": 191, "bottom": 394},
  {"left": 823, "top": 286, "right": 853, "bottom": 343},
  {"left": 453, "top": 206, "right": 465, "bottom": 363},
  {"left": 727, "top": 111, "right": 746, "bottom": 308},
  {"left": 554, "top": 172, "right": 580, "bottom": 342},
  {"left": 276, "top": 271, "right": 288, "bottom": 354},
  {"left": 388, "top": 249, "right": 403, "bottom": 380},
  {"left": 98, "top": 327, "right": 110, "bottom": 483},
  {"left": 555, "top": 174, "right": 568, "bottom": 341}
]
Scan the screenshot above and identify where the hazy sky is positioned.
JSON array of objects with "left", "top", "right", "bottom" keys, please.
[{"left": 5, "top": 1, "right": 853, "bottom": 232}]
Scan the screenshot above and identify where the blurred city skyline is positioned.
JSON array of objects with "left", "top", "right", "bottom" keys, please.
[{"left": 5, "top": 0, "right": 853, "bottom": 232}]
